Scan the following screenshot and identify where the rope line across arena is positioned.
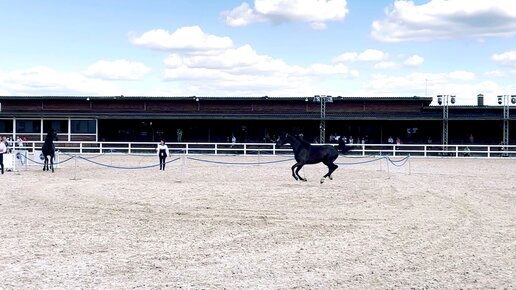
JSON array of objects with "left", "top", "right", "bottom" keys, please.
[
  {"left": 186, "top": 156, "right": 295, "bottom": 165},
  {"left": 77, "top": 156, "right": 181, "bottom": 170}
]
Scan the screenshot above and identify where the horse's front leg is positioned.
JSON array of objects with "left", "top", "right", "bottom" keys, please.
[
  {"left": 43, "top": 157, "right": 47, "bottom": 171},
  {"left": 50, "top": 157, "right": 54, "bottom": 173},
  {"left": 295, "top": 163, "right": 307, "bottom": 181},
  {"left": 291, "top": 164, "right": 299, "bottom": 181}
]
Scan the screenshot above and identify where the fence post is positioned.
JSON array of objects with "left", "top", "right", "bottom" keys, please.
[{"left": 408, "top": 154, "right": 411, "bottom": 175}]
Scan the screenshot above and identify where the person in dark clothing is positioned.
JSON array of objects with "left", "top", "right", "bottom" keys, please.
[
  {"left": 0, "top": 136, "right": 7, "bottom": 174},
  {"left": 156, "top": 140, "right": 170, "bottom": 170}
]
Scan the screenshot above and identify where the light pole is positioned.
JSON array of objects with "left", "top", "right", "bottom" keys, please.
[
  {"left": 313, "top": 95, "right": 333, "bottom": 143},
  {"left": 437, "top": 95, "right": 456, "bottom": 146},
  {"left": 497, "top": 95, "right": 516, "bottom": 150}
]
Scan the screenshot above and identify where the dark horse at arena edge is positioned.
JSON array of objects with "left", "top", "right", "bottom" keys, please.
[
  {"left": 276, "top": 133, "right": 351, "bottom": 183},
  {"left": 42, "top": 129, "right": 58, "bottom": 172}
]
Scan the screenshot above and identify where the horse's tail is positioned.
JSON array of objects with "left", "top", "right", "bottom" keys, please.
[{"left": 338, "top": 138, "right": 351, "bottom": 154}]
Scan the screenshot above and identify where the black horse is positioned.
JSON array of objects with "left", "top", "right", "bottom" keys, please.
[
  {"left": 42, "top": 129, "right": 58, "bottom": 172},
  {"left": 276, "top": 133, "right": 351, "bottom": 183}
]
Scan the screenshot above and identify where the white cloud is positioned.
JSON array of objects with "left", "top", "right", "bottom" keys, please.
[
  {"left": 358, "top": 49, "right": 387, "bottom": 61},
  {"left": 84, "top": 59, "right": 151, "bottom": 80},
  {"left": 309, "top": 63, "right": 359, "bottom": 76},
  {"left": 333, "top": 49, "right": 388, "bottom": 62},
  {"left": 448, "top": 70, "right": 475, "bottom": 80},
  {"left": 372, "top": 0, "right": 516, "bottom": 42},
  {"left": 374, "top": 61, "right": 398, "bottom": 69},
  {"left": 358, "top": 71, "right": 503, "bottom": 105},
  {"left": 161, "top": 43, "right": 358, "bottom": 95},
  {"left": 310, "top": 22, "right": 328, "bottom": 30},
  {"left": 222, "top": 2, "right": 264, "bottom": 27},
  {"left": 484, "top": 70, "right": 506, "bottom": 77},
  {"left": 223, "top": 0, "right": 349, "bottom": 29},
  {"left": 404, "top": 55, "right": 424, "bottom": 67},
  {"left": 130, "top": 26, "right": 234, "bottom": 52},
  {"left": 492, "top": 51, "right": 516, "bottom": 67},
  {"left": 163, "top": 54, "right": 184, "bottom": 68},
  {"left": 168, "top": 45, "right": 280, "bottom": 70},
  {"left": 0, "top": 66, "right": 123, "bottom": 95},
  {"left": 332, "top": 52, "right": 358, "bottom": 62}
]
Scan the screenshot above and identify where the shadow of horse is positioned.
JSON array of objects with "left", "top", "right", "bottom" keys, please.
[
  {"left": 42, "top": 129, "right": 58, "bottom": 172},
  {"left": 276, "top": 133, "right": 351, "bottom": 183}
]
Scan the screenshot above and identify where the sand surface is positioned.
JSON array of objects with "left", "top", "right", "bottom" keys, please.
[{"left": 0, "top": 154, "right": 515, "bottom": 289}]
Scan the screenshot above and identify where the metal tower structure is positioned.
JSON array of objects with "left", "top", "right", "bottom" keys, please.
[
  {"left": 313, "top": 95, "right": 333, "bottom": 143},
  {"left": 437, "top": 95, "right": 455, "bottom": 146},
  {"left": 497, "top": 95, "right": 516, "bottom": 149}
]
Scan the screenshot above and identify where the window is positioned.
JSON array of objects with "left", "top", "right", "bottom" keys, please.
[
  {"left": 0, "top": 120, "right": 13, "bottom": 133},
  {"left": 16, "top": 120, "right": 41, "bottom": 133},
  {"left": 71, "top": 120, "right": 96, "bottom": 134},
  {"left": 43, "top": 120, "right": 68, "bottom": 133}
]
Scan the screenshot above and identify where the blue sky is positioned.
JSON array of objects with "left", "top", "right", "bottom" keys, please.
[{"left": 1, "top": 0, "right": 516, "bottom": 105}]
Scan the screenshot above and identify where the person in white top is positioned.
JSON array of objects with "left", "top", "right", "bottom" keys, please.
[
  {"left": 0, "top": 136, "right": 7, "bottom": 174},
  {"left": 16, "top": 137, "right": 24, "bottom": 148},
  {"left": 157, "top": 140, "right": 170, "bottom": 170}
]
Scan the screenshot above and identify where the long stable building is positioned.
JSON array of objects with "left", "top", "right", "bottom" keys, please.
[{"left": 0, "top": 95, "right": 514, "bottom": 145}]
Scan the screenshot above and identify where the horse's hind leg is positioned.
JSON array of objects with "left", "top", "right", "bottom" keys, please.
[
  {"left": 327, "top": 163, "right": 338, "bottom": 179},
  {"left": 321, "top": 163, "right": 338, "bottom": 183},
  {"left": 43, "top": 157, "right": 47, "bottom": 171},
  {"left": 50, "top": 157, "right": 54, "bottom": 173}
]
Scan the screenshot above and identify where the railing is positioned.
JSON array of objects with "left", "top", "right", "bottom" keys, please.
[{"left": 7, "top": 141, "right": 516, "bottom": 158}]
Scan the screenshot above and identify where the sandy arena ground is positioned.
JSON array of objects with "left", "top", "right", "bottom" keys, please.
[{"left": 0, "top": 154, "right": 514, "bottom": 289}]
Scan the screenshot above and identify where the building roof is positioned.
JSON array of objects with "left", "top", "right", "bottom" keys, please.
[{"left": 0, "top": 95, "right": 433, "bottom": 102}]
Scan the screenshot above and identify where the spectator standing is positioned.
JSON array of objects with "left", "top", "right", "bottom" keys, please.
[
  {"left": 16, "top": 137, "right": 24, "bottom": 148},
  {"left": 157, "top": 140, "right": 170, "bottom": 171},
  {"left": 176, "top": 128, "right": 183, "bottom": 142},
  {"left": 231, "top": 134, "right": 236, "bottom": 147},
  {"left": 0, "top": 136, "right": 6, "bottom": 174}
]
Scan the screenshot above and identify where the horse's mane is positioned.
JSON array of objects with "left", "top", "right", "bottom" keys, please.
[{"left": 292, "top": 134, "right": 311, "bottom": 147}]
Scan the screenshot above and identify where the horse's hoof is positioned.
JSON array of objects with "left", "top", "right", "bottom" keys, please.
[
  {"left": 320, "top": 178, "right": 325, "bottom": 184},
  {"left": 329, "top": 176, "right": 333, "bottom": 180}
]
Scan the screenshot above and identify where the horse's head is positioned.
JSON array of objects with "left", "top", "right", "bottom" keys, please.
[
  {"left": 46, "top": 129, "right": 58, "bottom": 141},
  {"left": 275, "top": 133, "right": 290, "bottom": 147}
]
